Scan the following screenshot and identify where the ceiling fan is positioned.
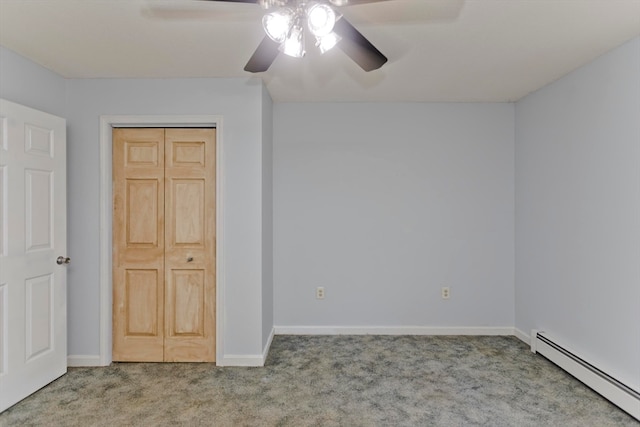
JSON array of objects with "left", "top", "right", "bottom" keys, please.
[{"left": 201, "top": 0, "right": 389, "bottom": 73}]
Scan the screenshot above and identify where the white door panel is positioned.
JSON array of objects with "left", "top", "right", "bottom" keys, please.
[
  {"left": 25, "top": 169, "right": 54, "bottom": 252},
  {"left": 0, "top": 99, "right": 67, "bottom": 412}
]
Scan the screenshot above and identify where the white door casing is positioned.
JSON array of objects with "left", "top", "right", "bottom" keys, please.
[
  {"left": 98, "top": 115, "right": 225, "bottom": 366},
  {"left": 0, "top": 99, "right": 67, "bottom": 412}
]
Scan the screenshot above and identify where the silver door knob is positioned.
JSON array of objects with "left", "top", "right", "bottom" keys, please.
[{"left": 56, "top": 256, "right": 71, "bottom": 265}]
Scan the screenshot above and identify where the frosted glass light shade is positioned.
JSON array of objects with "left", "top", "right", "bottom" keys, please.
[
  {"left": 282, "top": 26, "right": 305, "bottom": 58},
  {"left": 316, "top": 32, "right": 341, "bottom": 54},
  {"left": 307, "top": 3, "right": 336, "bottom": 37},
  {"left": 263, "top": 9, "right": 293, "bottom": 43}
]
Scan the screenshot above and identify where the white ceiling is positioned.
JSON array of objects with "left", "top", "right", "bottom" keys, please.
[{"left": 1, "top": 0, "right": 639, "bottom": 102}]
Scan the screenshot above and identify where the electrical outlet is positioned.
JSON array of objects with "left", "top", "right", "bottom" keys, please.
[
  {"left": 316, "top": 287, "right": 325, "bottom": 300},
  {"left": 441, "top": 287, "right": 450, "bottom": 299}
]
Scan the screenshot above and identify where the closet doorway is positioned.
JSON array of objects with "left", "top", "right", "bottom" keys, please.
[{"left": 112, "top": 128, "right": 216, "bottom": 362}]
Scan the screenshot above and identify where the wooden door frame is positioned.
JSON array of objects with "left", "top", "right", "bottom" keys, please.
[{"left": 98, "top": 115, "right": 224, "bottom": 366}]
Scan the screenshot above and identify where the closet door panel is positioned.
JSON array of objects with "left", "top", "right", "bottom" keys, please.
[
  {"left": 112, "top": 128, "right": 215, "bottom": 363},
  {"left": 113, "top": 128, "right": 165, "bottom": 362},
  {"left": 164, "top": 129, "right": 216, "bottom": 362}
]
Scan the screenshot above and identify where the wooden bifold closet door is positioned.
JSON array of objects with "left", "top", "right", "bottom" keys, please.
[{"left": 112, "top": 128, "right": 216, "bottom": 362}]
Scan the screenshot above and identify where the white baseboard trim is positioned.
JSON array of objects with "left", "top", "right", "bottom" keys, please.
[
  {"left": 274, "top": 326, "right": 515, "bottom": 336},
  {"left": 217, "top": 328, "right": 274, "bottom": 367},
  {"left": 262, "top": 327, "right": 275, "bottom": 363},
  {"left": 67, "top": 355, "right": 103, "bottom": 367},
  {"left": 70, "top": 326, "right": 526, "bottom": 368},
  {"left": 217, "top": 355, "right": 265, "bottom": 367},
  {"left": 513, "top": 328, "right": 530, "bottom": 345}
]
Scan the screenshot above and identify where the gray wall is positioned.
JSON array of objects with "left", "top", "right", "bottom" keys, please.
[
  {"left": 273, "top": 103, "right": 515, "bottom": 328},
  {"left": 261, "top": 84, "right": 274, "bottom": 349},
  {"left": 1, "top": 46, "right": 274, "bottom": 361},
  {"left": 64, "top": 77, "right": 271, "bottom": 358},
  {"left": 4, "top": 33, "right": 639, "bottom": 385},
  {"left": 515, "top": 36, "right": 640, "bottom": 391},
  {"left": 0, "top": 47, "right": 66, "bottom": 118}
]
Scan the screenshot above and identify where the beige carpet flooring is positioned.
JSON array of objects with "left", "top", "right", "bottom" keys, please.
[{"left": 1, "top": 335, "right": 638, "bottom": 426}]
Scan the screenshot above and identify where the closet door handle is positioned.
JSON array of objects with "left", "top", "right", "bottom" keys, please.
[{"left": 187, "top": 257, "right": 194, "bottom": 262}]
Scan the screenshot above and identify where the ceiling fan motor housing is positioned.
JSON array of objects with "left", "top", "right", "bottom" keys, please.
[{"left": 208, "top": 0, "right": 388, "bottom": 72}]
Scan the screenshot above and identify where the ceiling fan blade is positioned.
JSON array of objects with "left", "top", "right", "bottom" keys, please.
[
  {"left": 333, "top": 17, "right": 387, "bottom": 72},
  {"left": 244, "top": 36, "right": 281, "bottom": 72}
]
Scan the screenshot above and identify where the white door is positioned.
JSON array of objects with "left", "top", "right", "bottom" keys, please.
[{"left": 0, "top": 99, "right": 67, "bottom": 412}]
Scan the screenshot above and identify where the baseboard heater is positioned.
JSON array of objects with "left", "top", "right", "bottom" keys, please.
[{"left": 531, "top": 330, "right": 639, "bottom": 421}]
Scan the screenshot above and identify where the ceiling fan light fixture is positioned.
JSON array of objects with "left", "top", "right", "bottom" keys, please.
[
  {"left": 282, "top": 25, "right": 306, "bottom": 58},
  {"left": 307, "top": 3, "right": 337, "bottom": 37},
  {"left": 262, "top": 8, "right": 294, "bottom": 43},
  {"left": 316, "top": 32, "right": 341, "bottom": 54},
  {"left": 259, "top": 0, "right": 288, "bottom": 9}
]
